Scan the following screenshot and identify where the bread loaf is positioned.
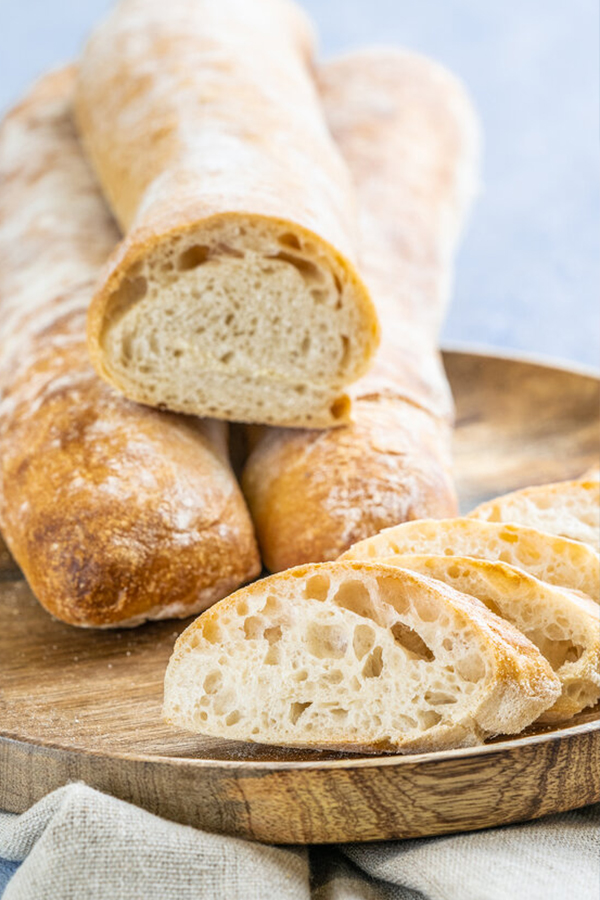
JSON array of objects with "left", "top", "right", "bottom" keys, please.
[
  {"left": 164, "top": 561, "right": 560, "bottom": 752},
  {"left": 469, "top": 477, "right": 600, "bottom": 550},
  {"left": 242, "top": 50, "right": 480, "bottom": 570},
  {"left": 385, "top": 555, "right": 600, "bottom": 722},
  {"left": 75, "top": 0, "right": 379, "bottom": 428},
  {"left": 341, "top": 518, "right": 600, "bottom": 601},
  {"left": 0, "top": 69, "right": 260, "bottom": 627}
]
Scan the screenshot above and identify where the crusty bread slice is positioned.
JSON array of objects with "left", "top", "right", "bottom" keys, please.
[
  {"left": 77, "top": 0, "right": 379, "bottom": 428},
  {"left": 340, "top": 518, "right": 600, "bottom": 601},
  {"left": 164, "top": 561, "right": 560, "bottom": 752},
  {"left": 469, "top": 478, "right": 600, "bottom": 550},
  {"left": 384, "top": 555, "right": 600, "bottom": 723}
]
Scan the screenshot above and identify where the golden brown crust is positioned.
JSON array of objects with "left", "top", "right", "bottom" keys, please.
[
  {"left": 0, "top": 70, "right": 260, "bottom": 627},
  {"left": 242, "top": 50, "right": 480, "bottom": 571},
  {"left": 243, "top": 399, "right": 457, "bottom": 571},
  {"left": 76, "top": 0, "right": 379, "bottom": 427}
]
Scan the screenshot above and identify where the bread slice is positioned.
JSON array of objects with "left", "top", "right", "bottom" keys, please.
[
  {"left": 385, "top": 555, "right": 600, "bottom": 723},
  {"left": 340, "top": 518, "right": 600, "bottom": 601},
  {"left": 76, "top": 0, "right": 379, "bottom": 428},
  {"left": 469, "top": 478, "right": 600, "bottom": 550},
  {"left": 164, "top": 561, "right": 560, "bottom": 752}
]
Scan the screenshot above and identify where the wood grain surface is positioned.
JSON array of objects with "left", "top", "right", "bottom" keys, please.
[{"left": 0, "top": 350, "right": 599, "bottom": 843}]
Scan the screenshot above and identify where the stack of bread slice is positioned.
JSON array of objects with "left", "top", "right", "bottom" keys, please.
[{"left": 164, "top": 474, "right": 600, "bottom": 752}]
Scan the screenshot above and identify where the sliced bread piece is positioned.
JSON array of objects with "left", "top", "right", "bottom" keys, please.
[
  {"left": 384, "top": 555, "right": 600, "bottom": 722},
  {"left": 77, "top": 0, "right": 379, "bottom": 428},
  {"left": 164, "top": 561, "right": 560, "bottom": 752},
  {"left": 340, "top": 518, "right": 600, "bottom": 601},
  {"left": 469, "top": 478, "right": 600, "bottom": 550}
]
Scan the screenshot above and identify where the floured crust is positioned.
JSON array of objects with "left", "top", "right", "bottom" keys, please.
[
  {"left": 163, "top": 560, "right": 559, "bottom": 752},
  {"left": 341, "top": 517, "right": 600, "bottom": 602},
  {"left": 469, "top": 477, "right": 600, "bottom": 550},
  {"left": 242, "top": 50, "right": 480, "bottom": 570},
  {"left": 0, "top": 70, "right": 260, "bottom": 628},
  {"left": 384, "top": 554, "right": 600, "bottom": 722},
  {"left": 76, "top": 0, "right": 379, "bottom": 427}
]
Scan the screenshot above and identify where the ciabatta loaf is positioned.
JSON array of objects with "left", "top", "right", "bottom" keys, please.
[
  {"left": 469, "top": 477, "right": 600, "bottom": 550},
  {"left": 76, "top": 0, "right": 379, "bottom": 428},
  {"left": 0, "top": 70, "right": 260, "bottom": 627},
  {"left": 242, "top": 50, "right": 480, "bottom": 569},
  {"left": 164, "top": 561, "right": 560, "bottom": 752},
  {"left": 386, "top": 555, "right": 600, "bottom": 722},
  {"left": 341, "top": 518, "right": 600, "bottom": 601}
]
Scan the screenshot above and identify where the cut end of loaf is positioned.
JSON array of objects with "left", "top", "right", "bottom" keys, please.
[
  {"left": 89, "top": 215, "right": 378, "bottom": 427},
  {"left": 163, "top": 561, "right": 560, "bottom": 752}
]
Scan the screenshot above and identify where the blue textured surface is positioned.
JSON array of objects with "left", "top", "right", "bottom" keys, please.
[{"left": 0, "top": 860, "right": 19, "bottom": 896}]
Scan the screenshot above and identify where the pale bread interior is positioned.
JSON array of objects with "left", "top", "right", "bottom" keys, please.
[
  {"left": 385, "top": 554, "right": 600, "bottom": 722},
  {"left": 163, "top": 561, "right": 559, "bottom": 752},
  {"left": 99, "top": 217, "right": 377, "bottom": 426},
  {"left": 469, "top": 478, "right": 600, "bottom": 550},
  {"left": 341, "top": 518, "right": 600, "bottom": 601}
]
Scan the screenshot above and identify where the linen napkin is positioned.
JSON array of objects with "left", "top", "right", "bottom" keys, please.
[{"left": 0, "top": 784, "right": 598, "bottom": 900}]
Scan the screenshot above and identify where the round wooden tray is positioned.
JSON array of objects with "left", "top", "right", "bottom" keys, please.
[{"left": 1, "top": 349, "right": 598, "bottom": 844}]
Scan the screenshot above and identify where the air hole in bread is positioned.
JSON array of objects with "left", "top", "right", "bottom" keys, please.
[
  {"left": 264, "top": 625, "right": 282, "bottom": 645},
  {"left": 540, "top": 637, "right": 584, "bottom": 669},
  {"left": 263, "top": 645, "right": 280, "bottom": 666},
  {"left": 391, "top": 621, "right": 435, "bottom": 661},
  {"left": 329, "top": 708, "right": 348, "bottom": 721},
  {"left": 324, "top": 669, "right": 344, "bottom": 685},
  {"left": 442, "top": 638, "right": 454, "bottom": 651},
  {"left": 294, "top": 669, "right": 308, "bottom": 682},
  {"left": 424, "top": 690, "right": 457, "bottom": 706},
  {"left": 301, "top": 336, "right": 311, "bottom": 354},
  {"left": 311, "top": 288, "right": 327, "bottom": 304},
  {"left": 306, "top": 622, "right": 348, "bottom": 659},
  {"left": 304, "top": 574, "right": 330, "bottom": 602},
  {"left": 412, "top": 595, "right": 440, "bottom": 623},
  {"left": 456, "top": 653, "right": 486, "bottom": 683},
  {"left": 178, "top": 244, "right": 210, "bottom": 270},
  {"left": 225, "top": 710, "right": 241, "bottom": 726},
  {"left": 108, "top": 275, "right": 148, "bottom": 320},
  {"left": 353, "top": 623, "right": 376, "bottom": 660},
  {"left": 334, "top": 580, "right": 373, "bottom": 618},
  {"left": 261, "top": 595, "right": 282, "bottom": 616},
  {"left": 220, "top": 351, "right": 234, "bottom": 364},
  {"left": 362, "top": 645, "right": 383, "bottom": 678},
  {"left": 243, "top": 616, "right": 264, "bottom": 640},
  {"left": 202, "top": 619, "right": 222, "bottom": 644},
  {"left": 203, "top": 671, "right": 223, "bottom": 694},
  {"left": 278, "top": 232, "right": 302, "bottom": 250},
  {"left": 374, "top": 576, "right": 410, "bottom": 614},
  {"left": 270, "top": 251, "right": 324, "bottom": 285},
  {"left": 419, "top": 710, "right": 443, "bottom": 729},
  {"left": 289, "top": 701, "right": 312, "bottom": 725}
]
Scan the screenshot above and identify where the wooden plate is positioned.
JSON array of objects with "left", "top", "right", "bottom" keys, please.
[{"left": 1, "top": 349, "right": 598, "bottom": 844}]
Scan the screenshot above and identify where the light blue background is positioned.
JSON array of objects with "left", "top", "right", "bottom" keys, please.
[{"left": 0, "top": 0, "right": 598, "bottom": 367}]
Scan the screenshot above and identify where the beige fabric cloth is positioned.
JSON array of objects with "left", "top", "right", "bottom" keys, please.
[{"left": 0, "top": 784, "right": 598, "bottom": 900}]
